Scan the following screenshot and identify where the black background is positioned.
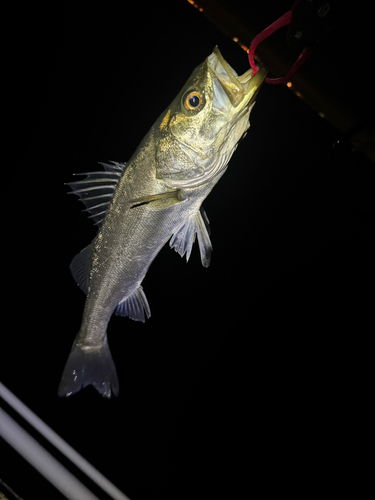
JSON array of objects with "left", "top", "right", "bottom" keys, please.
[{"left": 2, "top": 1, "right": 373, "bottom": 499}]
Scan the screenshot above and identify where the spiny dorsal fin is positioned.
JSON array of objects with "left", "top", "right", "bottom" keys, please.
[
  {"left": 67, "top": 161, "right": 126, "bottom": 228},
  {"left": 170, "top": 208, "right": 212, "bottom": 267}
]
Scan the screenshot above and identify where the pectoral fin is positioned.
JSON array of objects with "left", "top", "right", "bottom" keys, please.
[
  {"left": 129, "top": 189, "right": 185, "bottom": 208},
  {"left": 170, "top": 208, "right": 212, "bottom": 267}
]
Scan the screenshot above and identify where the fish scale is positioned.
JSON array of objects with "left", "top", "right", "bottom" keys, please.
[{"left": 59, "top": 47, "right": 266, "bottom": 397}]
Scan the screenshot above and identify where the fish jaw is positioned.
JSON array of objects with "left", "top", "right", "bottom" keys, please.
[
  {"left": 155, "top": 47, "right": 266, "bottom": 188},
  {"left": 207, "top": 46, "right": 267, "bottom": 111}
]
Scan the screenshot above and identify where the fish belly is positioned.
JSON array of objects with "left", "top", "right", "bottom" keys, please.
[{"left": 79, "top": 189, "right": 205, "bottom": 344}]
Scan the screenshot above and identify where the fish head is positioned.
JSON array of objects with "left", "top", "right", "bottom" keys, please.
[{"left": 156, "top": 47, "right": 266, "bottom": 188}]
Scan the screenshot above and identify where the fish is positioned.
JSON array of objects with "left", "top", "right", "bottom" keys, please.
[{"left": 58, "top": 47, "right": 266, "bottom": 398}]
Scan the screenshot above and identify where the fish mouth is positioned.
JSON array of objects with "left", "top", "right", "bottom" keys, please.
[{"left": 208, "top": 46, "right": 267, "bottom": 108}]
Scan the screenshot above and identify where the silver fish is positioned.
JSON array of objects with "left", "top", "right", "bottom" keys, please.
[{"left": 59, "top": 47, "right": 266, "bottom": 397}]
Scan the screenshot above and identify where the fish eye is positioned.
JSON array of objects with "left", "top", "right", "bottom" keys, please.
[{"left": 183, "top": 91, "right": 205, "bottom": 112}]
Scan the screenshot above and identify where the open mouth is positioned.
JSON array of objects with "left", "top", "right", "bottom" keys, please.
[{"left": 208, "top": 46, "right": 267, "bottom": 108}]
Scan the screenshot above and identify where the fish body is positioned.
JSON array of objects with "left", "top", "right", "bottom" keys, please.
[{"left": 59, "top": 48, "right": 266, "bottom": 397}]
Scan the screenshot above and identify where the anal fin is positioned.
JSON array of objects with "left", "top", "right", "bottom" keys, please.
[{"left": 114, "top": 286, "right": 151, "bottom": 322}]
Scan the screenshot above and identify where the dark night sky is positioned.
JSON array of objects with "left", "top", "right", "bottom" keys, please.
[{"left": 2, "top": 1, "right": 373, "bottom": 499}]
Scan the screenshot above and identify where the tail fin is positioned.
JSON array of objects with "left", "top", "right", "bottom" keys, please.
[{"left": 58, "top": 339, "right": 119, "bottom": 398}]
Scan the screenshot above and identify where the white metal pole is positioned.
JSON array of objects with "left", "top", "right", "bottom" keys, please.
[
  {"left": 0, "top": 383, "right": 131, "bottom": 500},
  {"left": 0, "top": 407, "right": 100, "bottom": 500}
]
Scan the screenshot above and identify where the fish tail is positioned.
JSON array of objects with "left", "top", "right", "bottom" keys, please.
[{"left": 58, "top": 336, "right": 119, "bottom": 398}]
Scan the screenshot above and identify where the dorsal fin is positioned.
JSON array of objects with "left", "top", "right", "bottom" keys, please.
[
  {"left": 67, "top": 161, "right": 126, "bottom": 227},
  {"left": 69, "top": 243, "right": 93, "bottom": 294}
]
